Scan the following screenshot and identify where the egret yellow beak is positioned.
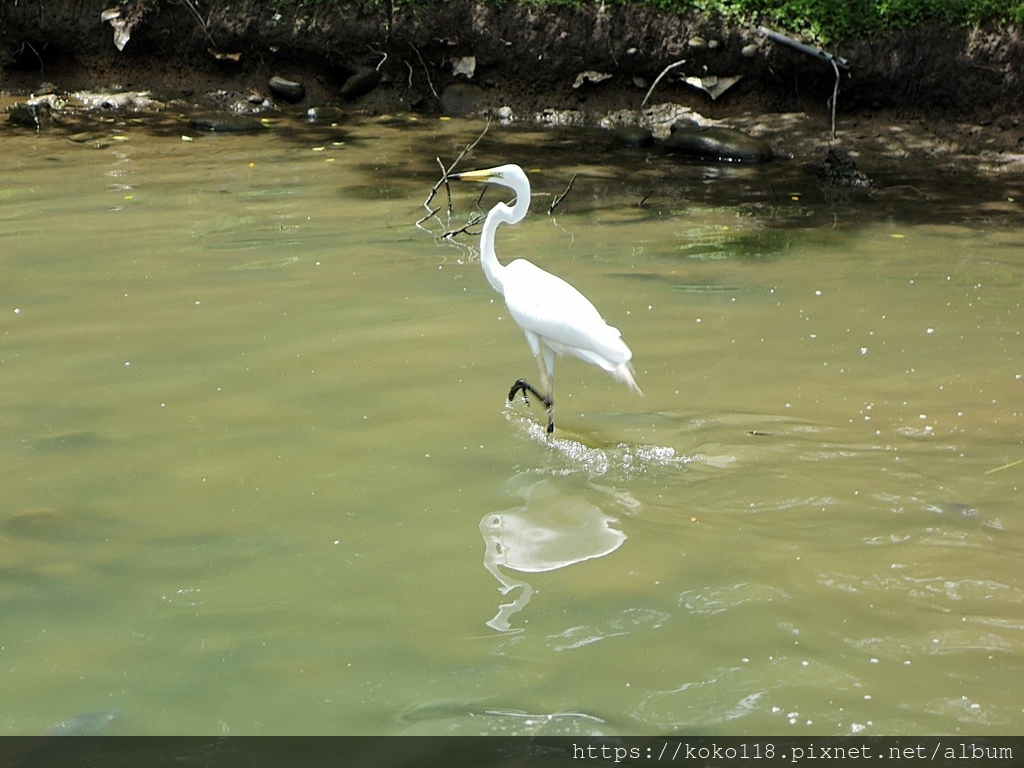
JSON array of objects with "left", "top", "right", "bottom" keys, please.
[{"left": 452, "top": 169, "right": 497, "bottom": 182}]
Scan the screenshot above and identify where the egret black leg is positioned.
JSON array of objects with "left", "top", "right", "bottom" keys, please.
[{"left": 508, "top": 378, "right": 556, "bottom": 434}]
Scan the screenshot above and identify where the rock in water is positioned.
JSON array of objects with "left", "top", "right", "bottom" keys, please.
[
  {"left": 664, "top": 121, "right": 774, "bottom": 163},
  {"left": 340, "top": 70, "right": 381, "bottom": 100},
  {"left": 441, "top": 83, "right": 484, "bottom": 117},
  {"left": 268, "top": 75, "right": 305, "bottom": 104},
  {"left": 9, "top": 102, "right": 52, "bottom": 130},
  {"left": 816, "top": 147, "right": 872, "bottom": 187},
  {"left": 189, "top": 113, "right": 264, "bottom": 133},
  {"left": 607, "top": 125, "right": 654, "bottom": 149}
]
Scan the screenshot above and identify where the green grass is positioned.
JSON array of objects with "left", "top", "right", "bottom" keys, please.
[
  {"left": 507, "top": 0, "right": 1024, "bottom": 41},
  {"left": 164, "top": 0, "right": 1024, "bottom": 45},
  {"left": 528, "top": 0, "right": 1024, "bottom": 42}
]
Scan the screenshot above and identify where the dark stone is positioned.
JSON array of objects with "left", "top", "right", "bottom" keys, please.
[
  {"left": 607, "top": 125, "right": 654, "bottom": 149},
  {"left": 9, "top": 102, "right": 52, "bottom": 130},
  {"left": 816, "top": 147, "right": 873, "bottom": 187},
  {"left": 340, "top": 69, "right": 381, "bottom": 100},
  {"left": 441, "top": 83, "right": 484, "bottom": 117},
  {"left": 305, "top": 105, "right": 345, "bottom": 123},
  {"left": 268, "top": 75, "right": 305, "bottom": 103},
  {"left": 189, "top": 112, "right": 264, "bottom": 133},
  {"left": 664, "top": 121, "right": 774, "bottom": 163}
]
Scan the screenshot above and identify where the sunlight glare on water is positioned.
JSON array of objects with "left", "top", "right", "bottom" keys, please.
[{"left": 0, "top": 112, "right": 1022, "bottom": 736}]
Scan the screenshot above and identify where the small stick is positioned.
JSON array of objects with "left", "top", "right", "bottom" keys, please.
[
  {"left": 421, "top": 118, "right": 491, "bottom": 213},
  {"left": 409, "top": 43, "right": 439, "bottom": 102},
  {"left": 638, "top": 189, "right": 653, "bottom": 207},
  {"left": 641, "top": 58, "right": 687, "bottom": 109},
  {"left": 985, "top": 457, "right": 1024, "bottom": 475},
  {"left": 442, "top": 214, "right": 485, "bottom": 239},
  {"left": 829, "top": 57, "right": 840, "bottom": 142},
  {"left": 414, "top": 206, "right": 441, "bottom": 229},
  {"left": 548, "top": 173, "right": 577, "bottom": 215},
  {"left": 437, "top": 156, "right": 453, "bottom": 220}
]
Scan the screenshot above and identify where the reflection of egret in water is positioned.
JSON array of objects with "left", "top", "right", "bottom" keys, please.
[{"left": 481, "top": 477, "right": 630, "bottom": 632}]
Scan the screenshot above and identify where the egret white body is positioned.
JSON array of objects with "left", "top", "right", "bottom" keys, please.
[{"left": 453, "top": 163, "right": 640, "bottom": 434}]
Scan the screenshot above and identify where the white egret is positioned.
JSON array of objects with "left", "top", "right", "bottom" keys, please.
[{"left": 452, "top": 164, "right": 640, "bottom": 434}]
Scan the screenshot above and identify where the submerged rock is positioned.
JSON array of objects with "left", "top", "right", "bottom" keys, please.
[
  {"left": 816, "top": 147, "right": 873, "bottom": 187},
  {"left": 664, "top": 121, "right": 774, "bottom": 162},
  {"left": 3, "top": 507, "right": 66, "bottom": 538},
  {"left": 606, "top": 124, "right": 654, "bottom": 149},
  {"left": 8, "top": 102, "right": 52, "bottom": 129},
  {"left": 189, "top": 112, "right": 264, "bottom": 132},
  {"left": 441, "top": 83, "right": 484, "bottom": 117}
]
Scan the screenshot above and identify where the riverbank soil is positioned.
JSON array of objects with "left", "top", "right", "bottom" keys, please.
[{"left": 2, "top": 1, "right": 1024, "bottom": 181}]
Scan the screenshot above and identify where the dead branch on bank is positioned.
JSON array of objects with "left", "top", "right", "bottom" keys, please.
[
  {"left": 641, "top": 59, "right": 687, "bottom": 109},
  {"left": 409, "top": 43, "right": 439, "bottom": 102}
]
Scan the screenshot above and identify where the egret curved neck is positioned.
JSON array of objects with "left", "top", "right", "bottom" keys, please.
[{"left": 479, "top": 191, "right": 529, "bottom": 295}]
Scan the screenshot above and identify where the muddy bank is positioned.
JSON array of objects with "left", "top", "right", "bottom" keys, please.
[
  {"left": 3, "top": 0, "right": 1024, "bottom": 189},
  {"left": 3, "top": 0, "right": 1024, "bottom": 117}
]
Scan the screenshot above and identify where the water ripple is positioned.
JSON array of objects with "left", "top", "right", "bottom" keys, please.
[{"left": 504, "top": 406, "right": 701, "bottom": 478}]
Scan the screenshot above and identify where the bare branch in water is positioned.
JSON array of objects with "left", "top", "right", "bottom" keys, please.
[
  {"left": 421, "top": 118, "right": 491, "bottom": 215},
  {"left": 548, "top": 173, "right": 577, "bottom": 215},
  {"left": 441, "top": 214, "right": 485, "bottom": 240}
]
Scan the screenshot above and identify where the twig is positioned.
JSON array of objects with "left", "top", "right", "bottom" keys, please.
[
  {"left": 415, "top": 206, "right": 441, "bottom": 229},
  {"left": 409, "top": 43, "right": 439, "bottom": 102},
  {"left": 438, "top": 156, "right": 453, "bottom": 220},
  {"left": 829, "top": 57, "right": 840, "bottom": 142},
  {"left": 181, "top": 0, "right": 217, "bottom": 47},
  {"left": 548, "top": 174, "right": 577, "bottom": 215},
  {"left": 421, "top": 118, "right": 491, "bottom": 213},
  {"left": 985, "top": 457, "right": 1024, "bottom": 475},
  {"left": 638, "top": 190, "right": 653, "bottom": 207},
  {"left": 641, "top": 58, "right": 687, "bottom": 109},
  {"left": 17, "top": 42, "right": 45, "bottom": 74},
  {"left": 441, "top": 214, "right": 485, "bottom": 239}
]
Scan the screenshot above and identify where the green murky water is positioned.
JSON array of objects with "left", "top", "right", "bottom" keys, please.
[{"left": 1, "top": 111, "right": 1022, "bottom": 735}]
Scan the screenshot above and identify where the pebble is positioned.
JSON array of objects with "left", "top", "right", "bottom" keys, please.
[
  {"left": 340, "top": 69, "right": 381, "bottom": 100},
  {"left": 268, "top": 75, "right": 305, "bottom": 103}
]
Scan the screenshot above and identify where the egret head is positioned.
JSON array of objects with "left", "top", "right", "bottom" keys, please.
[{"left": 451, "top": 164, "right": 529, "bottom": 195}]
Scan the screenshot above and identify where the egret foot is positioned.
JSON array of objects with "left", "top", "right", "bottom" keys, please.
[
  {"left": 508, "top": 378, "right": 548, "bottom": 406},
  {"left": 508, "top": 379, "right": 555, "bottom": 434}
]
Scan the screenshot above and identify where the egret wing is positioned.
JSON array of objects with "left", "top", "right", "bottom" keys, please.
[{"left": 502, "top": 259, "right": 632, "bottom": 365}]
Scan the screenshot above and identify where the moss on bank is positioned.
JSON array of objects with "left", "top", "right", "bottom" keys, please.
[
  {"left": 107, "top": 0, "right": 1024, "bottom": 39},
  {"left": 649, "top": 0, "right": 1024, "bottom": 42},
  {"left": 249, "top": 0, "right": 1024, "bottom": 42}
]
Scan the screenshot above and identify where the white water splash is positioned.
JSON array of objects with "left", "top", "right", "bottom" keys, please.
[{"left": 504, "top": 405, "right": 695, "bottom": 478}]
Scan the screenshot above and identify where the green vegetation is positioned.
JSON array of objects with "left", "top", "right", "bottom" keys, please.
[
  {"left": 137, "top": 0, "right": 1024, "bottom": 44},
  {"left": 523, "top": 0, "right": 1024, "bottom": 43}
]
